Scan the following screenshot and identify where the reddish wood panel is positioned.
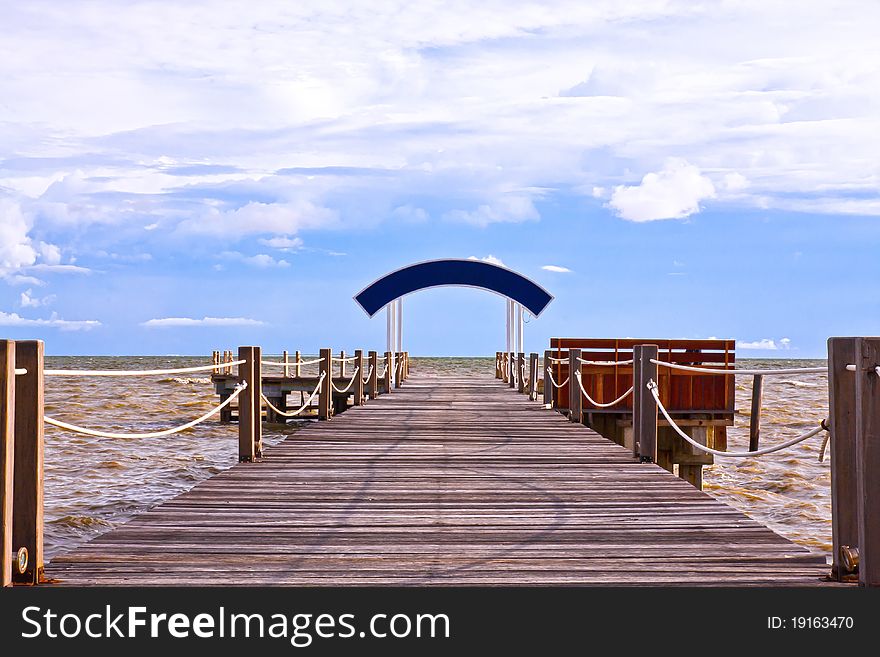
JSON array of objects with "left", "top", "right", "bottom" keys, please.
[{"left": 551, "top": 339, "right": 734, "bottom": 414}]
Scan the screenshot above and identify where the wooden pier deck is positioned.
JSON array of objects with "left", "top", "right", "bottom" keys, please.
[{"left": 45, "top": 373, "right": 829, "bottom": 586}]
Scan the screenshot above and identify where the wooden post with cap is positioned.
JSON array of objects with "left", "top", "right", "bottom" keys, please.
[
  {"left": 829, "top": 337, "right": 858, "bottom": 581},
  {"left": 633, "top": 344, "right": 659, "bottom": 463},
  {"left": 353, "top": 349, "right": 365, "bottom": 405},
  {"left": 568, "top": 348, "right": 581, "bottom": 423},
  {"left": 543, "top": 350, "right": 552, "bottom": 406},
  {"left": 13, "top": 340, "right": 44, "bottom": 584},
  {"left": 854, "top": 337, "right": 880, "bottom": 587},
  {"left": 529, "top": 352, "right": 538, "bottom": 401},
  {"left": 319, "top": 348, "right": 332, "bottom": 420},
  {"left": 368, "top": 351, "right": 378, "bottom": 399},
  {"left": 0, "top": 340, "right": 14, "bottom": 587}
]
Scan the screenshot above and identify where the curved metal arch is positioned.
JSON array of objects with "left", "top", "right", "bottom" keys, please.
[{"left": 354, "top": 258, "right": 554, "bottom": 317}]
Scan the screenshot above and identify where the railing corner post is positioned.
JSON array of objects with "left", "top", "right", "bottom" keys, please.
[
  {"left": 354, "top": 349, "right": 364, "bottom": 405},
  {"left": 633, "top": 344, "right": 658, "bottom": 463},
  {"left": 568, "top": 349, "right": 582, "bottom": 422},
  {"left": 1, "top": 340, "right": 14, "bottom": 588},
  {"left": 368, "top": 351, "right": 378, "bottom": 399},
  {"left": 12, "top": 339, "right": 44, "bottom": 584},
  {"left": 238, "top": 346, "right": 256, "bottom": 462},
  {"left": 319, "top": 348, "right": 332, "bottom": 420},
  {"left": 529, "top": 352, "right": 538, "bottom": 401},
  {"left": 853, "top": 337, "right": 880, "bottom": 587},
  {"left": 383, "top": 351, "right": 393, "bottom": 395},
  {"left": 517, "top": 352, "right": 525, "bottom": 394},
  {"left": 543, "top": 350, "right": 551, "bottom": 406}
]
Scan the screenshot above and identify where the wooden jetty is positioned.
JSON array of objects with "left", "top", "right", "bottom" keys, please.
[
  {"left": 1, "top": 337, "right": 878, "bottom": 587},
  {"left": 45, "top": 371, "right": 828, "bottom": 586}
]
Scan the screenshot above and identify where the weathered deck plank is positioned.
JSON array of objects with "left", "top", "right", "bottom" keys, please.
[{"left": 45, "top": 374, "right": 830, "bottom": 586}]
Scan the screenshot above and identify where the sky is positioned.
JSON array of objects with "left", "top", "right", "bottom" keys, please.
[{"left": 1, "top": 1, "right": 879, "bottom": 357}]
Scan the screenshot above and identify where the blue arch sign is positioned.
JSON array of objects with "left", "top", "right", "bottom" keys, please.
[{"left": 354, "top": 258, "right": 554, "bottom": 317}]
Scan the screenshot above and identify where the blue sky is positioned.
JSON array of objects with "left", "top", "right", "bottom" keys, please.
[{"left": 1, "top": 1, "right": 879, "bottom": 357}]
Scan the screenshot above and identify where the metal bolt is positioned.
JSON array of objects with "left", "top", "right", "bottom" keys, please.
[
  {"left": 13, "top": 547, "right": 28, "bottom": 575},
  {"left": 840, "top": 545, "right": 859, "bottom": 573}
]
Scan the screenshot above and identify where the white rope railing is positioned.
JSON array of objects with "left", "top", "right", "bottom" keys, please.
[
  {"left": 14, "top": 368, "right": 27, "bottom": 375},
  {"left": 362, "top": 365, "right": 374, "bottom": 384},
  {"left": 44, "top": 383, "right": 247, "bottom": 438},
  {"left": 261, "top": 373, "right": 325, "bottom": 418},
  {"left": 647, "top": 380, "right": 826, "bottom": 457},
  {"left": 261, "top": 357, "right": 323, "bottom": 368},
  {"left": 44, "top": 361, "right": 247, "bottom": 377},
  {"left": 331, "top": 366, "right": 360, "bottom": 393},
  {"left": 545, "top": 367, "right": 569, "bottom": 389},
  {"left": 650, "top": 360, "right": 825, "bottom": 376},
  {"left": 331, "top": 356, "right": 358, "bottom": 363},
  {"left": 574, "top": 371, "right": 633, "bottom": 408},
  {"left": 577, "top": 358, "right": 634, "bottom": 366},
  {"left": 546, "top": 356, "right": 567, "bottom": 364}
]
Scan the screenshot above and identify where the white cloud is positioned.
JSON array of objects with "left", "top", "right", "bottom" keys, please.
[
  {"left": 737, "top": 338, "right": 792, "bottom": 351},
  {"left": 178, "top": 201, "right": 337, "bottom": 238},
  {"left": 258, "top": 236, "right": 303, "bottom": 250},
  {"left": 0, "top": 199, "right": 38, "bottom": 277},
  {"left": 0, "top": 0, "right": 879, "bottom": 264},
  {"left": 391, "top": 205, "right": 429, "bottom": 222},
  {"left": 142, "top": 316, "right": 266, "bottom": 328},
  {"left": 444, "top": 196, "right": 539, "bottom": 227},
  {"left": 609, "top": 159, "right": 716, "bottom": 222},
  {"left": 468, "top": 254, "right": 506, "bottom": 267},
  {"left": 27, "top": 264, "right": 92, "bottom": 274},
  {"left": 20, "top": 289, "right": 56, "bottom": 308},
  {"left": 219, "top": 251, "right": 290, "bottom": 268},
  {"left": 723, "top": 173, "right": 750, "bottom": 193},
  {"left": 5, "top": 275, "right": 46, "bottom": 287},
  {"left": 37, "top": 242, "right": 62, "bottom": 265},
  {"left": 541, "top": 265, "right": 572, "bottom": 273},
  {"left": 0, "top": 311, "right": 100, "bottom": 331}
]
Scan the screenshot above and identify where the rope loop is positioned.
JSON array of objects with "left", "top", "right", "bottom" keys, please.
[
  {"left": 45, "top": 382, "right": 248, "bottom": 438},
  {"left": 574, "top": 371, "right": 633, "bottom": 408},
  {"left": 545, "top": 367, "right": 569, "bottom": 389},
  {"left": 647, "top": 380, "right": 826, "bottom": 458},
  {"left": 261, "top": 373, "right": 325, "bottom": 418},
  {"left": 331, "top": 366, "right": 360, "bottom": 393}
]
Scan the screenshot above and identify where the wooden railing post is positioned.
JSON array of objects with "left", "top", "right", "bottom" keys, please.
[
  {"left": 339, "top": 350, "right": 346, "bottom": 377},
  {"left": 854, "top": 337, "right": 880, "bottom": 587},
  {"left": 508, "top": 352, "right": 516, "bottom": 389},
  {"left": 529, "top": 352, "right": 538, "bottom": 401},
  {"left": 318, "top": 348, "right": 332, "bottom": 419},
  {"left": 829, "top": 337, "right": 858, "bottom": 581},
  {"left": 495, "top": 352, "right": 501, "bottom": 379},
  {"left": 568, "top": 348, "right": 581, "bottom": 423},
  {"left": 1, "top": 340, "right": 14, "bottom": 587},
  {"left": 501, "top": 353, "right": 509, "bottom": 383},
  {"left": 368, "top": 351, "right": 378, "bottom": 399},
  {"left": 543, "top": 350, "right": 551, "bottom": 406},
  {"left": 517, "top": 353, "right": 525, "bottom": 394},
  {"left": 749, "top": 374, "right": 763, "bottom": 451},
  {"left": 282, "top": 350, "right": 289, "bottom": 378},
  {"left": 384, "top": 352, "right": 393, "bottom": 394},
  {"left": 354, "top": 349, "right": 365, "bottom": 405},
  {"left": 395, "top": 352, "right": 402, "bottom": 388},
  {"left": 238, "top": 346, "right": 257, "bottom": 462},
  {"left": 13, "top": 340, "right": 44, "bottom": 584},
  {"left": 295, "top": 350, "right": 301, "bottom": 378},
  {"left": 633, "top": 344, "right": 658, "bottom": 463}
]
